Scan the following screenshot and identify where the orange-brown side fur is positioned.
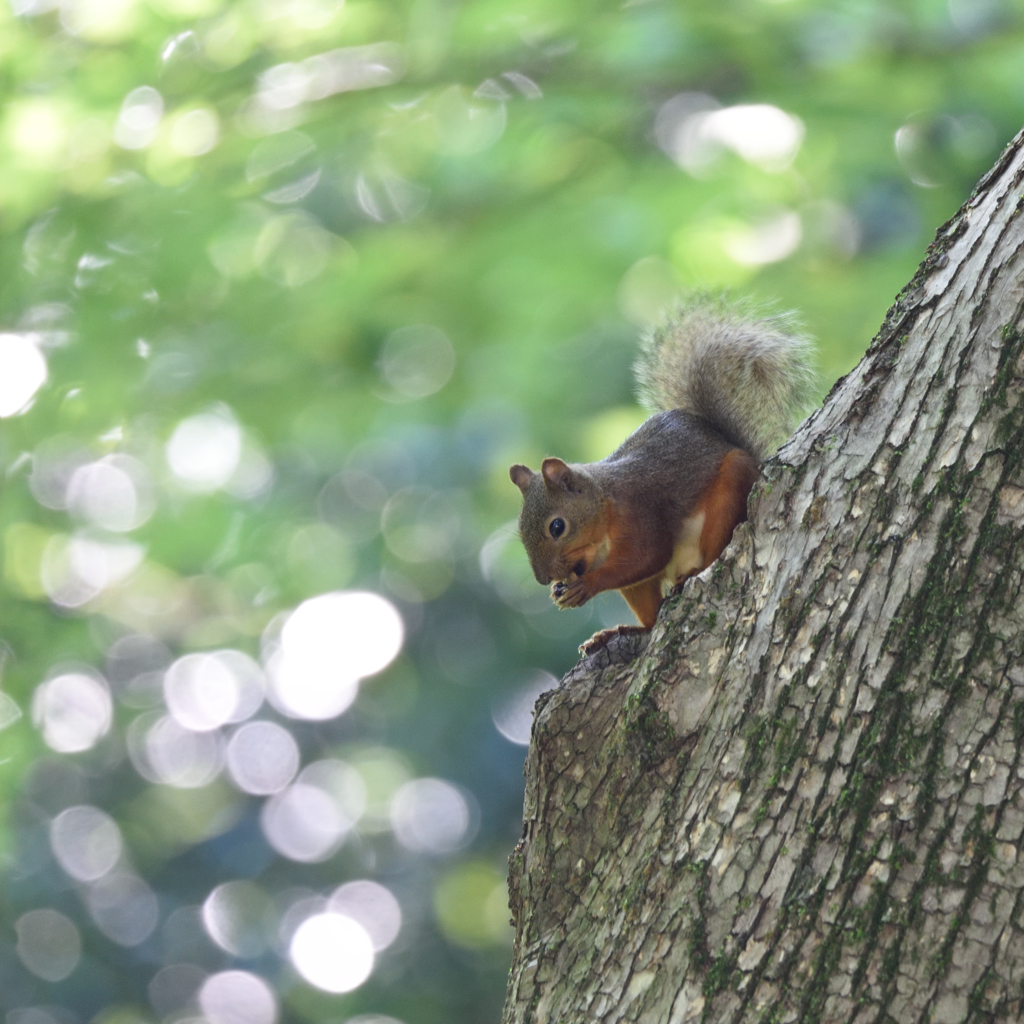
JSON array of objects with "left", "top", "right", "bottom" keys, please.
[
  {"left": 695, "top": 447, "right": 759, "bottom": 569},
  {"left": 613, "top": 449, "right": 756, "bottom": 630},
  {"left": 566, "top": 502, "right": 669, "bottom": 600}
]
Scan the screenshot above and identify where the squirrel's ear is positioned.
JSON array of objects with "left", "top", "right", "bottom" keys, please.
[
  {"left": 509, "top": 465, "right": 534, "bottom": 493},
  {"left": 541, "top": 458, "right": 573, "bottom": 489}
]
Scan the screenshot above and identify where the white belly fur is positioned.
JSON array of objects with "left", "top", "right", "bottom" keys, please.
[{"left": 660, "top": 511, "right": 705, "bottom": 596}]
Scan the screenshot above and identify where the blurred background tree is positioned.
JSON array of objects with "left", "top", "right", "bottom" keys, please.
[{"left": 0, "top": 1, "right": 1021, "bottom": 1022}]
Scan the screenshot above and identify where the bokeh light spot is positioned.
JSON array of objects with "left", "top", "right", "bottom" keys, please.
[
  {"left": 246, "top": 130, "right": 316, "bottom": 184},
  {"left": 390, "top": 778, "right": 476, "bottom": 854},
  {"left": 206, "top": 204, "right": 266, "bottom": 279},
  {"left": 201, "top": 880, "right": 274, "bottom": 958},
  {"left": 617, "top": 256, "right": 680, "bottom": 326},
  {"left": 61, "top": 0, "right": 139, "bottom": 41},
  {"left": 149, "top": 963, "right": 207, "bottom": 1018},
  {"left": 15, "top": 909, "right": 81, "bottom": 982},
  {"left": 655, "top": 95, "right": 803, "bottom": 175},
  {"left": 329, "top": 881, "right": 401, "bottom": 951},
  {"left": 433, "top": 861, "right": 512, "bottom": 949},
  {"left": 225, "top": 720, "right": 299, "bottom": 795},
  {"left": 354, "top": 169, "right": 428, "bottom": 223},
  {"left": 169, "top": 107, "right": 220, "bottom": 157},
  {"left": 381, "top": 487, "right": 464, "bottom": 563},
  {"left": 259, "top": 759, "right": 367, "bottom": 859},
  {"left": 226, "top": 437, "right": 275, "bottom": 499},
  {"left": 166, "top": 407, "right": 243, "bottom": 492},
  {"left": 113, "top": 86, "right": 163, "bottom": 149},
  {"left": 129, "top": 714, "right": 224, "bottom": 788},
  {"left": 299, "top": 758, "right": 366, "bottom": 820},
  {"left": 0, "top": 333, "right": 47, "bottom": 417},
  {"left": 7, "top": 99, "right": 67, "bottom": 169},
  {"left": 723, "top": 210, "right": 803, "bottom": 266},
  {"left": 40, "top": 534, "right": 145, "bottom": 608},
  {"left": 6, "top": 1006, "right": 66, "bottom": 1024},
  {"left": 32, "top": 671, "right": 112, "bottom": 753},
  {"left": 86, "top": 872, "right": 160, "bottom": 946},
  {"left": 267, "top": 591, "right": 403, "bottom": 721},
  {"left": 164, "top": 653, "right": 242, "bottom": 732},
  {"left": 260, "top": 783, "right": 345, "bottom": 862},
  {"left": 433, "top": 85, "right": 506, "bottom": 155},
  {"left": 491, "top": 671, "right": 557, "bottom": 746},
  {"left": 49, "top": 804, "right": 123, "bottom": 881},
  {"left": 377, "top": 325, "right": 456, "bottom": 400},
  {"left": 199, "top": 970, "right": 277, "bottom": 1024},
  {"left": 66, "top": 454, "right": 155, "bottom": 533},
  {"left": 214, "top": 649, "right": 267, "bottom": 721},
  {"left": 479, "top": 523, "right": 550, "bottom": 614},
  {"left": 702, "top": 104, "right": 804, "bottom": 171},
  {"left": 289, "top": 913, "right": 374, "bottom": 993},
  {"left": 254, "top": 212, "right": 333, "bottom": 288},
  {"left": 202, "top": 880, "right": 274, "bottom": 958}
]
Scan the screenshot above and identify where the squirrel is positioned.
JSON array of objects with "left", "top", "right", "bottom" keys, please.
[{"left": 509, "top": 294, "right": 815, "bottom": 652}]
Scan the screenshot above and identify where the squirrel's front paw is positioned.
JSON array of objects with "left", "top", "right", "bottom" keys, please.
[{"left": 551, "top": 577, "right": 589, "bottom": 608}]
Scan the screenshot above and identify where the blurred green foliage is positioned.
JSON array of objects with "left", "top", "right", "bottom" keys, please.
[{"left": 0, "top": 0, "right": 1021, "bottom": 1021}]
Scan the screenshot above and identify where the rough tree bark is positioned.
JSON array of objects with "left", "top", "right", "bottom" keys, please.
[{"left": 502, "top": 127, "right": 1024, "bottom": 1024}]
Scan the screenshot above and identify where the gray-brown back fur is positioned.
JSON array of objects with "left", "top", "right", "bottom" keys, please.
[
  {"left": 595, "top": 407, "right": 735, "bottom": 526},
  {"left": 634, "top": 293, "right": 816, "bottom": 460}
]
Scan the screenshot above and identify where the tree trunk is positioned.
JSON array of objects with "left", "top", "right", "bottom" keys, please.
[{"left": 502, "top": 127, "right": 1024, "bottom": 1024}]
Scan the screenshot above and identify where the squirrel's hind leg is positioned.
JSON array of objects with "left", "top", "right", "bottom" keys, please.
[{"left": 620, "top": 576, "right": 664, "bottom": 629}]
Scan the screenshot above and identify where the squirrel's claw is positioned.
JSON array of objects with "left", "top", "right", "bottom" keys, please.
[{"left": 551, "top": 576, "right": 589, "bottom": 608}]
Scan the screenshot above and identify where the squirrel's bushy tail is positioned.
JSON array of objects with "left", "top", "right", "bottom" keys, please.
[{"left": 635, "top": 293, "right": 816, "bottom": 460}]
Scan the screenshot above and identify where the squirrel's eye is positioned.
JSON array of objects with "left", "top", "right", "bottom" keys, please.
[{"left": 549, "top": 518, "right": 566, "bottom": 539}]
